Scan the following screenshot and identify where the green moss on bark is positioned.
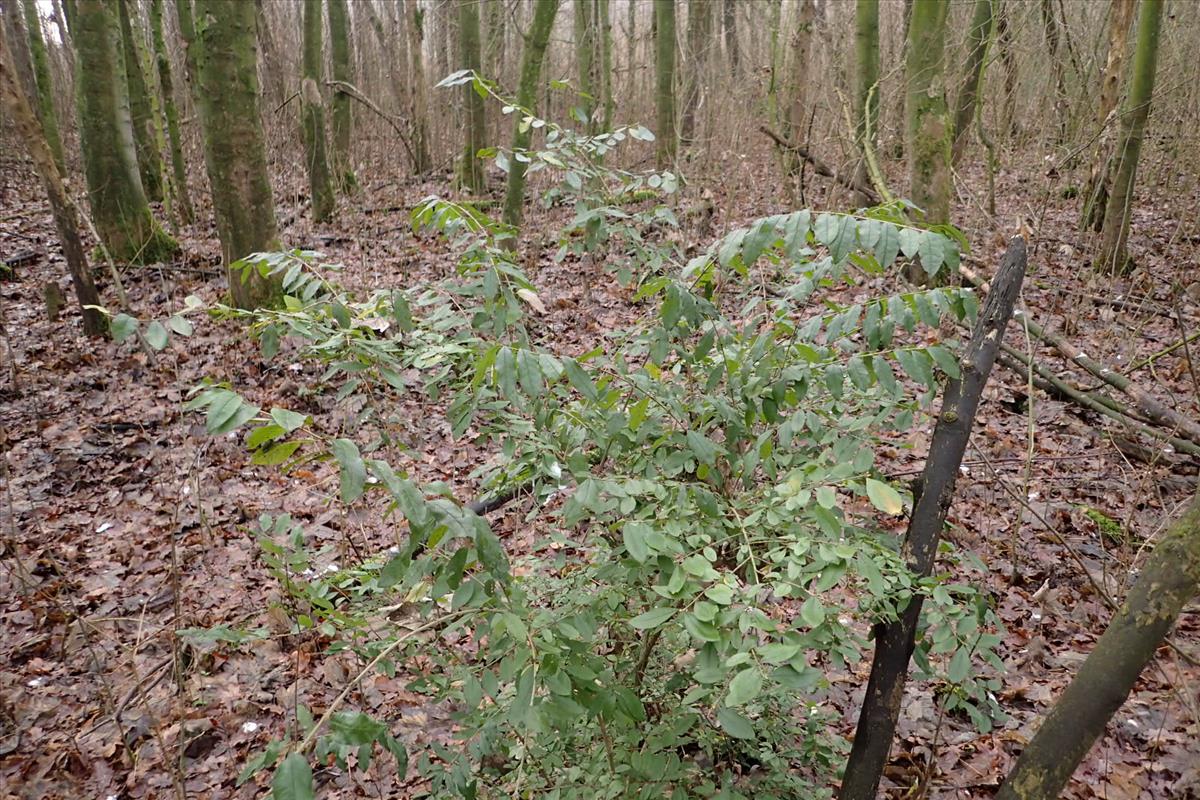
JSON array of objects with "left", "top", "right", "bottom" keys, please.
[
  {"left": 193, "top": 0, "right": 282, "bottom": 309},
  {"left": 906, "top": 0, "right": 951, "bottom": 226},
  {"left": 21, "top": 0, "right": 65, "bottom": 175},
  {"left": 327, "top": 0, "right": 355, "bottom": 192},
  {"left": 73, "top": 0, "right": 176, "bottom": 264}
]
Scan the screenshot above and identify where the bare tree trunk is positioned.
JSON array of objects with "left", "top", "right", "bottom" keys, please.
[
  {"left": 782, "top": 0, "right": 816, "bottom": 204},
  {"left": 406, "top": 0, "right": 432, "bottom": 173},
  {"left": 457, "top": 0, "right": 486, "bottom": 193},
  {"left": 1041, "top": 0, "right": 1068, "bottom": 142},
  {"left": 328, "top": 0, "right": 355, "bottom": 190},
  {"left": 950, "top": 0, "right": 994, "bottom": 165},
  {"left": 0, "top": 25, "right": 105, "bottom": 336},
  {"left": 905, "top": 0, "right": 951, "bottom": 226},
  {"left": 118, "top": 0, "right": 163, "bottom": 202},
  {"left": 301, "top": 0, "right": 335, "bottom": 222},
  {"left": 150, "top": 0, "right": 192, "bottom": 224},
  {"left": 722, "top": 0, "right": 737, "bottom": 77},
  {"left": 996, "top": 2, "right": 1018, "bottom": 137},
  {"left": 680, "top": 0, "right": 713, "bottom": 144},
  {"left": 853, "top": 0, "right": 879, "bottom": 206},
  {"left": 1082, "top": 0, "right": 1136, "bottom": 231},
  {"left": 20, "top": 0, "right": 65, "bottom": 174}
]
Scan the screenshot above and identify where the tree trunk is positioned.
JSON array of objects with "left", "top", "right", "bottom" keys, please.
[
  {"left": 905, "top": 0, "right": 951, "bottom": 226},
  {"left": 149, "top": 0, "right": 192, "bottom": 225},
  {"left": 680, "top": 0, "right": 713, "bottom": 144},
  {"left": 1098, "top": 0, "right": 1163, "bottom": 274},
  {"left": 853, "top": 0, "right": 879, "bottom": 206},
  {"left": 50, "top": 0, "right": 75, "bottom": 76},
  {"left": 192, "top": 0, "right": 281, "bottom": 309},
  {"left": 950, "top": 0, "right": 994, "bottom": 165},
  {"left": 501, "top": 0, "right": 559, "bottom": 233},
  {"left": 597, "top": 0, "right": 613, "bottom": 130},
  {"left": 573, "top": 0, "right": 597, "bottom": 130},
  {"left": 839, "top": 238, "right": 1028, "bottom": 800},
  {"left": 484, "top": 0, "right": 505, "bottom": 80},
  {"left": 996, "top": 486, "right": 1200, "bottom": 800},
  {"left": 457, "top": 0, "right": 486, "bottom": 194},
  {"left": 73, "top": 0, "right": 175, "bottom": 263},
  {"left": 328, "top": 0, "right": 355, "bottom": 191},
  {"left": 0, "top": 27, "right": 104, "bottom": 336},
  {"left": 1082, "top": 0, "right": 1136, "bottom": 231},
  {"left": 20, "top": 0, "right": 66, "bottom": 175},
  {"left": 722, "top": 0, "right": 737, "bottom": 78},
  {"left": 406, "top": 0, "right": 432, "bottom": 173},
  {"left": 782, "top": 0, "right": 816, "bottom": 202},
  {"left": 118, "top": 0, "right": 163, "bottom": 203},
  {"left": 301, "top": 0, "right": 335, "bottom": 222},
  {"left": 1040, "top": 0, "right": 1068, "bottom": 141},
  {"left": 254, "top": 0, "right": 285, "bottom": 107},
  {"left": 654, "top": 0, "right": 675, "bottom": 167},
  {"left": 173, "top": 0, "right": 198, "bottom": 91},
  {"left": 995, "top": 1, "right": 1018, "bottom": 137}
]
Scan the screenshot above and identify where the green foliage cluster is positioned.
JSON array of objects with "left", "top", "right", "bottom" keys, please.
[{"left": 158, "top": 107, "right": 1007, "bottom": 798}]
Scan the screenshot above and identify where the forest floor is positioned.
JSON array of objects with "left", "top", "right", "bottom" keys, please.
[{"left": 2, "top": 140, "right": 1199, "bottom": 800}]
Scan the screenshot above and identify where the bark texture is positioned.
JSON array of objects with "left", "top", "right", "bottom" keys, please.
[
  {"left": 73, "top": 0, "right": 175, "bottom": 263},
  {"left": 501, "top": 0, "right": 559, "bottom": 232},
  {"left": 301, "top": 0, "right": 335, "bottom": 222},
  {"left": 853, "top": 0, "right": 879, "bottom": 206},
  {"left": 193, "top": 0, "right": 281, "bottom": 309},
  {"left": 118, "top": 0, "right": 163, "bottom": 202},
  {"left": 1082, "top": 0, "right": 1137, "bottom": 231},
  {"left": 653, "top": 0, "right": 675, "bottom": 167},
  {"left": 328, "top": 0, "right": 355, "bottom": 190},
  {"left": 150, "top": 0, "right": 192, "bottom": 224},
  {"left": 21, "top": 0, "right": 65, "bottom": 174},
  {"left": 950, "top": 0, "right": 994, "bottom": 165},
  {"left": 680, "top": 0, "right": 712, "bottom": 143},
  {"left": 905, "top": 0, "right": 951, "bottom": 225},
  {"left": 457, "top": 0, "right": 486, "bottom": 193},
  {"left": 1099, "top": 0, "right": 1163, "bottom": 273},
  {"left": 406, "top": 0, "right": 431, "bottom": 173}
]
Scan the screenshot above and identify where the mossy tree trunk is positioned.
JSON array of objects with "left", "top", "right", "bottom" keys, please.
[
  {"left": 150, "top": 0, "right": 192, "bottom": 225},
  {"left": 301, "top": 0, "right": 335, "bottom": 222},
  {"left": 996, "top": 484, "right": 1200, "bottom": 800},
  {"left": 680, "top": 0, "right": 712, "bottom": 144},
  {"left": 457, "top": 0, "right": 486, "bottom": 194},
  {"left": 1082, "top": 0, "right": 1137, "bottom": 231},
  {"left": 653, "top": 0, "right": 675, "bottom": 167},
  {"left": 853, "top": 0, "right": 879, "bottom": 207},
  {"left": 328, "top": 0, "right": 355, "bottom": 191},
  {"left": 73, "top": 0, "right": 174, "bottom": 263},
  {"left": 192, "top": 0, "right": 281, "bottom": 309},
  {"left": 20, "top": 0, "right": 66, "bottom": 175},
  {"left": 173, "top": 0, "right": 198, "bottom": 90},
  {"left": 950, "top": 0, "right": 994, "bottom": 166},
  {"left": 501, "top": 0, "right": 559, "bottom": 233},
  {"left": 117, "top": 0, "right": 163, "bottom": 203},
  {"left": 0, "top": 28, "right": 104, "bottom": 336},
  {"left": 406, "top": 0, "right": 432, "bottom": 173},
  {"left": 1098, "top": 0, "right": 1163, "bottom": 274},
  {"left": 905, "top": 0, "right": 951, "bottom": 226}
]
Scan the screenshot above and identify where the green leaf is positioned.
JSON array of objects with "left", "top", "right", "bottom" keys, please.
[
  {"left": 899, "top": 227, "right": 921, "bottom": 258},
  {"left": 167, "top": 315, "right": 194, "bottom": 336},
  {"left": 331, "top": 438, "right": 366, "bottom": 503},
  {"left": 253, "top": 441, "right": 301, "bottom": 466},
  {"left": 144, "top": 320, "right": 169, "bottom": 350},
  {"left": 111, "top": 313, "right": 138, "bottom": 343},
  {"left": 685, "top": 430, "right": 720, "bottom": 465},
  {"left": 726, "top": 667, "right": 764, "bottom": 707},
  {"left": 270, "top": 408, "right": 308, "bottom": 433},
  {"left": 330, "top": 711, "right": 386, "bottom": 746},
  {"left": 629, "top": 607, "right": 676, "bottom": 629},
  {"left": 206, "top": 390, "right": 260, "bottom": 435},
  {"left": 563, "top": 358, "right": 598, "bottom": 401},
  {"left": 927, "top": 345, "right": 962, "bottom": 379},
  {"left": 815, "top": 485, "right": 837, "bottom": 509},
  {"left": 948, "top": 647, "right": 972, "bottom": 684},
  {"left": 918, "top": 231, "right": 945, "bottom": 278},
  {"left": 623, "top": 521, "right": 652, "bottom": 563},
  {"left": 271, "top": 753, "right": 314, "bottom": 800},
  {"left": 800, "top": 596, "right": 825, "bottom": 627},
  {"left": 716, "top": 708, "right": 756, "bottom": 740},
  {"left": 874, "top": 223, "right": 900, "bottom": 268},
  {"left": 246, "top": 423, "right": 285, "bottom": 449},
  {"left": 865, "top": 477, "right": 905, "bottom": 516}
]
